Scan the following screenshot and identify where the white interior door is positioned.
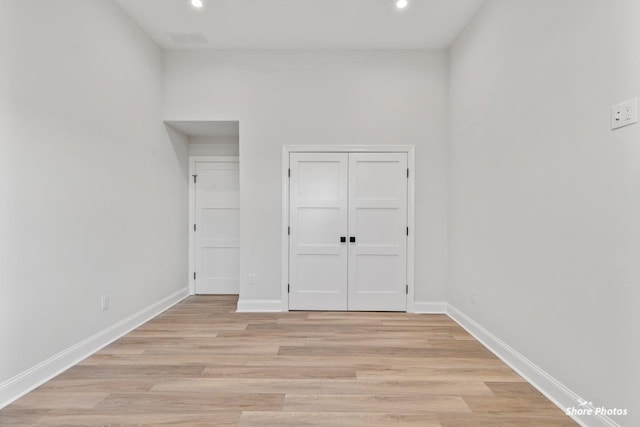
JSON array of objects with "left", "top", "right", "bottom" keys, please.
[
  {"left": 194, "top": 160, "right": 239, "bottom": 294},
  {"left": 289, "top": 153, "right": 348, "bottom": 310},
  {"left": 348, "top": 153, "right": 408, "bottom": 311}
]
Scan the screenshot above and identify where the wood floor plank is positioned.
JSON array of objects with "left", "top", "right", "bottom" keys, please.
[
  {"left": 462, "top": 396, "right": 568, "bottom": 416},
  {"left": 153, "top": 378, "right": 494, "bottom": 397},
  {"left": 94, "top": 347, "right": 146, "bottom": 355},
  {"left": 437, "top": 413, "right": 578, "bottom": 427},
  {"left": 183, "top": 336, "right": 308, "bottom": 346},
  {"left": 305, "top": 336, "right": 434, "bottom": 347},
  {"left": 0, "top": 408, "right": 50, "bottom": 426},
  {"left": 10, "top": 392, "right": 109, "bottom": 409},
  {"left": 142, "top": 344, "right": 280, "bottom": 355},
  {"left": 0, "top": 295, "right": 578, "bottom": 426},
  {"left": 139, "top": 322, "right": 249, "bottom": 331},
  {"left": 76, "top": 354, "right": 111, "bottom": 365},
  {"left": 356, "top": 367, "right": 524, "bottom": 382},
  {"left": 94, "top": 354, "right": 249, "bottom": 366},
  {"left": 202, "top": 366, "right": 357, "bottom": 379},
  {"left": 37, "top": 378, "right": 156, "bottom": 393},
  {"left": 36, "top": 411, "right": 241, "bottom": 426},
  {"left": 484, "top": 381, "right": 552, "bottom": 398},
  {"left": 56, "top": 364, "right": 206, "bottom": 380},
  {"left": 283, "top": 393, "right": 471, "bottom": 413},
  {"left": 238, "top": 411, "right": 442, "bottom": 426},
  {"left": 94, "top": 391, "right": 284, "bottom": 413},
  {"left": 245, "top": 355, "right": 506, "bottom": 369},
  {"left": 126, "top": 330, "right": 220, "bottom": 338},
  {"left": 331, "top": 330, "right": 456, "bottom": 339},
  {"left": 278, "top": 344, "right": 492, "bottom": 359},
  {"left": 219, "top": 330, "right": 338, "bottom": 339}
]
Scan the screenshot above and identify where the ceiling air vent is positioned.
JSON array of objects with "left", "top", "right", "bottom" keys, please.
[{"left": 168, "top": 32, "right": 208, "bottom": 45}]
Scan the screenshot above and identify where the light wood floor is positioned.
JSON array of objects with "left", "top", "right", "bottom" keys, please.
[{"left": 0, "top": 295, "right": 577, "bottom": 426}]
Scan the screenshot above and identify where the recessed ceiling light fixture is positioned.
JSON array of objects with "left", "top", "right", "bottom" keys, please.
[
  {"left": 396, "top": 0, "right": 408, "bottom": 9},
  {"left": 191, "top": 0, "right": 203, "bottom": 8}
]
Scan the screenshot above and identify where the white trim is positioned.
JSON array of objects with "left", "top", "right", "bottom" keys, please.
[
  {"left": 236, "top": 299, "right": 284, "bottom": 312},
  {"left": 406, "top": 146, "right": 416, "bottom": 312},
  {"left": 446, "top": 304, "right": 619, "bottom": 427},
  {"left": 284, "top": 144, "right": 415, "bottom": 153},
  {"left": 281, "top": 147, "right": 290, "bottom": 311},
  {"left": 0, "top": 287, "right": 189, "bottom": 410},
  {"left": 413, "top": 301, "right": 447, "bottom": 314},
  {"left": 281, "top": 145, "right": 416, "bottom": 313},
  {"left": 188, "top": 156, "right": 240, "bottom": 295}
]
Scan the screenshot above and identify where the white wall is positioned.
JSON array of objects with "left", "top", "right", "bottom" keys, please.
[
  {"left": 164, "top": 50, "right": 449, "bottom": 306},
  {"left": 189, "top": 135, "right": 239, "bottom": 157},
  {"left": 449, "top": 1, "right": 639, "bottom": 424},
  {"left": 0, "top": 0, "right": 188, "bottom": 391}
]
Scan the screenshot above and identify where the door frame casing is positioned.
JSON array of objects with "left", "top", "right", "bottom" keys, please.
[
  {"left": 188, "top": 156, "right": 240, "bottom": 295},
  {"left": 281, "top": 145, "right": 416, "bottom": 312}
]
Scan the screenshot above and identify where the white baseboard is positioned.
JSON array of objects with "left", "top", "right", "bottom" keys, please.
[
  {"left": 412, "top": 301, "right": 447, "bottom": 314},
  {"left": 0, "top": 287, "right": 189, "bottom": 410},
  {"left": 236, "top": 299, "right": 283, "bottom": 312},
  {"left": 446, "top": 304, "right": 619, "bottom": 427}
]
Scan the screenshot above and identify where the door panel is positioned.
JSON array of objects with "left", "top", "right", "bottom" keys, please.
[
  {"left": 348, "top": 153, "right": 407, "bottom": 311},
  {"left": 195, "top": 161, "right": 239, "bottom": 294},
  {"left": 289, "top": 153, "right": 348, "bottom": 310},
  {"left": 288, "top": 152, "right": 408, "bottom": 311}
]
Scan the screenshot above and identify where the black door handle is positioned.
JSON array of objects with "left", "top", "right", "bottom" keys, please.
[
  {"left": 350, "top": 236, "right": 356, "bottom": 243},
  {"left": 340, "top": 236, "right": 346, "bottom": 243}
]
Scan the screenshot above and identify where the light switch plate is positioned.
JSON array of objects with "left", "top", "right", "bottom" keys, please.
[
  {"left": 611, "top": 98, "right": 638, "bottom": 130},
  {"left": 101, "top": 295, "right": 110, "bottom": 311}
]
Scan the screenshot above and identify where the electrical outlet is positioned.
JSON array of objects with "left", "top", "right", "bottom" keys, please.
[
  {"left": 471, "top": 290, "right": 477, "bottom": 304},
  {"left": 101, "top": 295, "right": 110, "bottom": 311},
  {"left": 611, "top": 98, "right": 638, "bottom": 129},
  {"left": 248, "top": 274, "right": 256, "bottom": 286}
]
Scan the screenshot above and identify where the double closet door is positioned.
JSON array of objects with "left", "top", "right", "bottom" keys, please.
[{"left": 289, "top": 152, "right": 408, "bottom": 311}]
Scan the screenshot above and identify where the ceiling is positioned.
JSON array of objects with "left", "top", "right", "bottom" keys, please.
[
  {"left": 165, "top": 121, "right": 239, "bottom": 137},
  {"left": 115, "top": 0, "right": 485, "bottom": 50}
]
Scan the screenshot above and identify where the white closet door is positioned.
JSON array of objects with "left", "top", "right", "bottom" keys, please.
[
  {"left": 289, "top": 153, "right": 348, "bottom": 310},
  {"left": 348, "top": 153, "right": 407, "bottom": 311},
  {"left": 195, "top": 161, "right": 239, "bottom": 294}
]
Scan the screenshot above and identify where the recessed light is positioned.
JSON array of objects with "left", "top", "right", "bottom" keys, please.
[
  {"left": 396, "top": 0, "right": 408, "bottom": 9},
  {"left": 191, "top": 0, "right": 203, "bottom": 8}
]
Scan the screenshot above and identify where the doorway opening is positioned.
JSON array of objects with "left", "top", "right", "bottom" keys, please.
[{"left": 166, "top": 120, "right": 240, "bottom": 296}]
